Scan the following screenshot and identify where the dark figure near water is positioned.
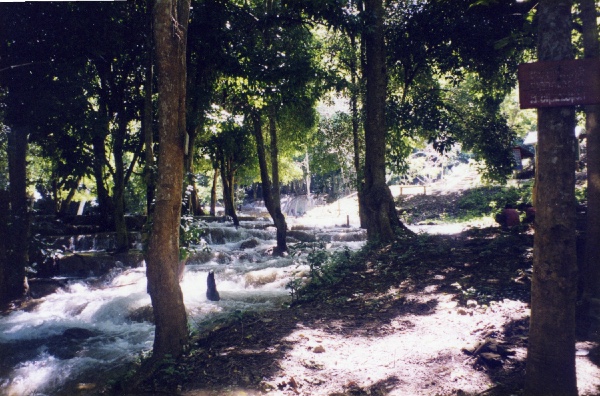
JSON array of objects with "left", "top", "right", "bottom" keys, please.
[{"left": 206, "top": 271, "right": 220, "bottom": 301}]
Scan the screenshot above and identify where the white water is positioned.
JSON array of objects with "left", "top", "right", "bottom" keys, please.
[{"left": 0, "top": 217, "right": 365, "bottom": 396}]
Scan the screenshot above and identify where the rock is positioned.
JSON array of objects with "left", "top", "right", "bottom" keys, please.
[
  {"left": 466, "top": 299, "right": 478, "bottom": 308},
  {"left": 27, "top": 278, "right": 68, "bottom": 299},
  {"left": 127, "top": 305, "right": 154, "bottom": 323},
  {"left": 495, "top": 208, "right": 520, "bottom": 227},
  {"left": 245, "top": 270, "right": 278, "bottom": 287},
  {"left": 58, "top": 251, "right": 144, "bottom": 277},
  {"left": 313, "top": 345, "right": 325, "bottom": 353},
  {"left": 576, "top": 349, "right": 590, "bottom": 356},
  {"left": 206, "top": 271, "right": 220, "bottom": 301},
  {"left": 524, "top": 206, "right": 536, "bottom": 223},
  {"left": 479, "top": 352, "right": 503, "bottom": 367},
  {"left": 44, "top": 328, "right": 97, "bottom": 360},
  {"left": 188, "top": 248, "right": 213, "bottom": 264},
  {"left": 240, "top": 238, "right": 261, "bottom": 250},
  {"left": 63, "top": 327, "right": 96, "bottom": 340},
  {"left": 287, "top": 230, "right": 317, "bottom": 243},
  {"left": 463, "top": 338, "right": 515, "bottom": 367},
  {"left": 216, "top": 252, "right": 232, "bottom": 264}
]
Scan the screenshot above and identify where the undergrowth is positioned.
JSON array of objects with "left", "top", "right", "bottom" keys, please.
[
  {"left": 287, "top": 241, "right": 369, "bottom": 303},
  {"left": 398, "top": 184, "right": 534, "bottom": 224},
  {"left": 289, "top": 225, "right": 532, "bottom": 308}
]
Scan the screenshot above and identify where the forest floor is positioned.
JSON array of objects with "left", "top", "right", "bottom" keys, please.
[{"left": 123, "top": 170, "right": 599, "bottom": 396}]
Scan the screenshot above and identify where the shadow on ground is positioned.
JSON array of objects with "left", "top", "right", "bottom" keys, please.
[{"left": 122, "top": 226, "right": 538, "bottom": 395}]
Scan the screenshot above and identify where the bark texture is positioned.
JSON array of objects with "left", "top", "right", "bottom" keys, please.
[
  {"left": 91, "top": 125, "right": 113, "bottom": 229},
  {"left": 362, "top": 0, "right": 404, "bottom": 242},
  {"left": 146, "top": 0, "right": 190, "bottom": 360},
  {"left": 219, "top": 151, "right": 239, "bottom": 226},
  {"left": 252, "top": 112, "right": 287, "bottom": 255},
  {"left": 113, "top": 118, "right": 129, "bottom": 252},
  {"left": 185, "top": 129, "right": 204, "bottom": 216},
  {"left": 350, "top": 33, "right": 367, "bottom": 229},
  {"left": 144, "top": 8, "right": 155, "bottom": 217},
  {"left": 525, "top": 1, "right": 578, "bottom": 394},
  {"left": 5, "top": 126, "right": 30, "bottom": 300},
  {"left": 0, "top": 190, "right": 8, "bottom": 303},
  {"left": 210, "top": 167, "right": 218, "bottom": 216},
  {"left": 580, "top": 0, "right": 600, "bottom": 341},
  {"left": 268, "top": 107, "right": 288, "bottom": 254}
]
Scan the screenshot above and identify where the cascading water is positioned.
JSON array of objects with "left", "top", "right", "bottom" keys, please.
[{"left": 0, "top": 216, "right": 366, "bottom": 395}]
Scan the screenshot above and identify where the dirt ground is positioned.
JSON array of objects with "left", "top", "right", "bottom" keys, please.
[{"left": 127, "top": 182, "right": 600, "bottom": 396}]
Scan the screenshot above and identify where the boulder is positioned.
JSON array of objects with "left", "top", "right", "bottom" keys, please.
[
  {"left": 240, "top": 238, "right": 261, "bottom": 250},
  {"left": 57, "top": 250, "right": 144, "bottom": 277},
  {"left": 206, "top": 271, "right": 220, "bottom": 301},
  {"left": 63, "top": 327, "right": 96, "bottom": 340},
  {"left": 127, "top": 305, "right": 155, "bottom": 323},
  {"left": 287, "top": 230, "right": 317, "bottom": 243}
]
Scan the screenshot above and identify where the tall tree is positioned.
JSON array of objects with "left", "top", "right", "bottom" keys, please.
[
  {"left": 0, "top": 187, "right": 8, "bottom": 303},
  {"left": 146, "top": 0, "right": 190, "bottom": 360},
  {"left": 580, "top": 0, "right": 600, "bottom": 339},
  {"left": 251, "top": 110, "right": 288, "bottom": 254},
  {"left": 0, "top": 3, "right": 46, "bottom": 300},
  {"left": 80, "top": 2, "right": 150, "bottom": 250},
  {"left": 143, "top": 2, "right": 156, "bottom": 217},
  {"left": 206, "top": 117, "right": 254, "bottom": 227},
  {"left": 525, "top": 1, "right": 578, "bottom": 394},
  {"left": 6, "top": 125, "right": 29, "bottom": 300},
  {"left": 361, "top": 0, "right": 404, "bottom": 242},
  {"left": 216, "top": 0, "right": 323, "bottom": 254},
  {"left": 266, "top": 104, "right": 288, "bottom": 254},
  {"left": 349, "top": 30, "right": 367, "bottom": 228},
  {"left": 0, "top": 116, "right": 8, "bottom": 302}
]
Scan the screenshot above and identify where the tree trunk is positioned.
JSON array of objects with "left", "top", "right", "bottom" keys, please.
[
  {"left": 0, "top": 189, "right": 9, "bottom": 303},
  {"left": 51, "top": 177, "right": 60, "bottom": 214},
  {"left": 185, "top": 126, "right": 204, "bottom": 216},
  {"left": 252, "top": 111, "right": 287, "bottom": 255},
  {"left": 304, "top": 149, "right": 312, "bottom": 202},
  {"left": 146, "top": 0, "right": 190, "bottom": 361},
  {"left": 350, "top": 32, "right": 367, "bottom": 229},
  {"left": 268, "top": 106, "right": 288, "bottom": 255},
  {"left": 6, "top": 125, "right": 29, "bottom": 300},
  {"left": 144, "top": 8, "right": 156, "bottom": 218},
  {"left": 362, "top": 0, "right": 405, "bottom": 243},
  {"left": 580, "top": 0, "right": 600, "bottom": 340},
  {"left": 91, "top": 129, "right": 113, "bottom": 229},
  {"left": 113, "top": 119, "right": 129, "bottom": 253},
  {"left": 525, "top": 1, "right": 578, "bottom": 395},
  {"left": 219, "top": 153, "right": 239, "bottom": 226},
  {"left": 210, "top": 166, "right": 218, "bottom": 216},
  {"left": 59, "top": 176, "right": 82, "bottom": 215}
]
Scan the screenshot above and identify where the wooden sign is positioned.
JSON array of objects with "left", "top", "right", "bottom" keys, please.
[{"left": 518, "top": 59, "right": 600, "bottom": 109}]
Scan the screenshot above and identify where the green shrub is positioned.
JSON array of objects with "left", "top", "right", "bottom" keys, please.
[
  {"left": 456, "top": 186, "right": 532, "bottom": 219},
  {"left": 288, "top": 241, "right": 362, "bottom": 302},
  {"left": 576, "top": 185, "right": 587, "bottom": 204}
]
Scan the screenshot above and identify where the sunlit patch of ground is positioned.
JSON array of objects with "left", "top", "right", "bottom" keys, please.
[
  {"left": 263, "top": 296, "right": 529, "bottom": 396},
  {"left": 178, "top": 292, "right": 598, "bottom": 396}
]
